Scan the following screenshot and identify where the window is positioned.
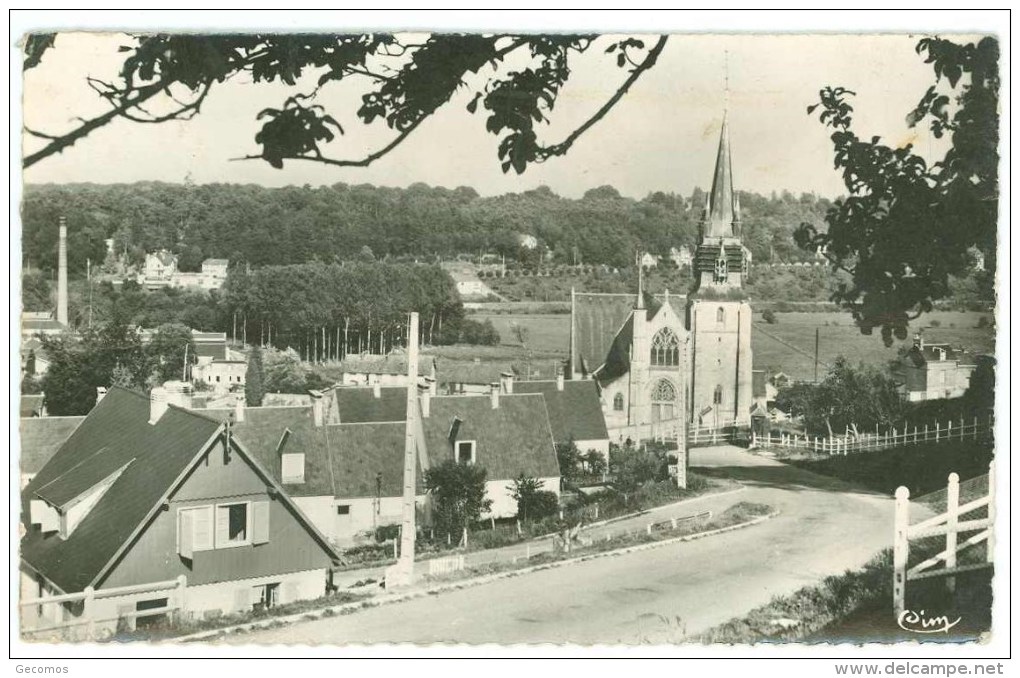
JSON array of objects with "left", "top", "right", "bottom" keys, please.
[
  {"left": 650, "top": 328, "right": 680, "bottom": 366},
  {"left": 455, "top": 440, "right": 476, "bottom": 464},
  {"left": 337, "top": 504, "right": 351, "bottom": 516},
  {"left": 714, "top": 252, "right": 728, "bottom": 283},
  {"left": 716, "top": 307, "right": 725, "bottom": 324},
  {"left": 252, "top": 583, "right": 280, "bottom": 611},
  {"left": 613, "top": 393, "right": 625, "bottom": 411},
  {"left": 177, "top": 505, "right": 214, "bottom": 558},
  {"left": 214, "top": 502, "right": 251, "bottom": 548},
  {"left": 651, "top": 379, "right": 677, "bottom": 423},
  {"left": 215, "top": 375, "right": 221, "bottom": 383}
]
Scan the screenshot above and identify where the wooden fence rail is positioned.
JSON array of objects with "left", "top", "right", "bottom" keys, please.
[
  {"left": 752, "top": 416, "right": 992, "bottom": 456},
  {"left": 893, "top": 463, "right": 995, "bottom": 617},
  {"left": 20, "top": 576, "right": 186, "bottom": 640}
]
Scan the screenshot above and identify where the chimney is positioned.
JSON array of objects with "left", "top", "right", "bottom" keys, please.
[
  {"left": 425, "top": 376, "right": 437, "bottom": 396},
  {"left": 309, "top": 389, "right": 324, "bottom": 427},
  {"left": 914, "top": 333, "right": 923, "bottom": 350},
  {"left": 95, "top": 386, "right": 108, "bottom": 404},
  {"left": 490, "top": 382, "right": 500, "bottom": 409},
  {"left": 149, "top": 387, "right": 169, "bottom": 424},
  {"left": 162, "top": 380, "right": 193, "bottom": 410},
  {"left": 373, "top": 382, "right": 382, "bottom": 398},
  {"left": 57, "top": 217, "right": 68, "bottom": 326},
  {"left": 234, "top": 392, "right": 245, "bottom": 423},
  {"left": 499, "top": 371, "right": 514, "bottom": 394},
  {"left": 556, "top": 365, "right": 565, "bottom": 392},
  {"left": 419, "top": 385, "right": 431, "bottom": 419}
]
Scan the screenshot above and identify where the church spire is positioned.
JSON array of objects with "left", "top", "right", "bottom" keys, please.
[{"left": 704, "top": 113, "right": 739, "bottom": 239}]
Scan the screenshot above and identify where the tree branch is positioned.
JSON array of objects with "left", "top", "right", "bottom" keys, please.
[{"left": 537, "top": 35, "right": 668, "bottom": 160}]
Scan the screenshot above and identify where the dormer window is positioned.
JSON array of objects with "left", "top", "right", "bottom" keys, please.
[{"left": 455, "top": 440, "right": 476, "bottom": 465}]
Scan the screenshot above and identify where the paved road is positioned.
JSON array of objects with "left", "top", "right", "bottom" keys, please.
[{"left": 229, "top": 446, "right": 893, "bottom": 645}]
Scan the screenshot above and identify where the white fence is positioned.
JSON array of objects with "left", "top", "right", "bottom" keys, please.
[
  {"left": 752, "top": 416, "right": 992, "bottom": 455},
  {"left": 893, "top": 464, "right": 995, "bottom": 616},
  {"left": 20, "top": 576, "right": 186, "bottom": 641},
  {"left": 427, "top": 555, "right": 466, "bottom": 577},
  {"left": 609, "top": 418, "right": 746, "bottom": 446}
]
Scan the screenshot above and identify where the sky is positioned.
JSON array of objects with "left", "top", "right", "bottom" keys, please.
[{"left": 20, "top": 28, "right": 986, "bottom": 200}]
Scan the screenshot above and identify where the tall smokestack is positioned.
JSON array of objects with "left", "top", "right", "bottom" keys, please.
[{"left": 57, "top": 217, "right": 68, "bottom": 326}]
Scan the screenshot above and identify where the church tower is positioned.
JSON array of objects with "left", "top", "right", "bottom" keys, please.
[{"left": 687, "top": 113, "right": 753, "bottom": 426}]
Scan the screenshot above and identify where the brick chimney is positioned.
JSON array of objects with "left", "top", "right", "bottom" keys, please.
[
  {"left": 499, "top": 371, "right": 514, "bottom": 394},
  {"left": 95, "top": 386, "right": 108, "bottom": 404},
  {"left": 149, "top": 387, "right": 169, "bottom": 424},
  {"left": 309, "top": 389, "right": 324, "bottom": 427},
  {"left": 419, "top": 384, "right": 431, "bottom": 419},
  {"left": 490, "top": 382, "right": 500, "bottom": 409}
]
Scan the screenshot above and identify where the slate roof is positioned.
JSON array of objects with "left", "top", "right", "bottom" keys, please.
[
  {"left": 18, "top": 416, "right": 85, "bottom": 474},
  {"left": 194, "top": 342, "right": 227, "bottom": 360},
  {"left": 339, "top": 352, "right": 436, "bottom": 377},
  {"left": 437, "top": 359, "right": 513, "bottom": 387},
  {"left": 21, "top": 388, "right": 223, "bottom": 592},
  {"left": 752, "top": 370, "right": 767, "bottom": 399},
  {"left": 570, "top": 292, "right": 685, "bottom": 379},
  {"left": 421, "top": 394, "right": 560, "bottom": 480},
  {"left": 330, "top": 422, "right": 423, "bottom": 498},
  {"left": 513, "top": 380, "right": 609, "bottom": 443},
  {"left": 333, "top": 386, "right": 408, "bottom": 423},
  {"left": 906, "top": 344, "right": 978, "bottom": 368}
]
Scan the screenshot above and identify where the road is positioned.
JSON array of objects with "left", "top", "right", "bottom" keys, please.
[{"left": 228, "top": 446, "right": 893, "bottom": 645}]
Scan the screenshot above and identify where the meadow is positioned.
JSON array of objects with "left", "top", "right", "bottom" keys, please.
[{"left": 469, "top": 310, "right": 996, "bottom": 382}]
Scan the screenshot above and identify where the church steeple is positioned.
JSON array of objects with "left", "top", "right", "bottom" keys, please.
[{"left": 703, "top": 113, "right": 740, "bottom": 240}]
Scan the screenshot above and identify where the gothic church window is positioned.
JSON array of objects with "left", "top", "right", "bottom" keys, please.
[
  {"left": 613, "top": 393, "right": 624, "bottom": 411},
  {"left": 650, "top": 328, "right": 680, "bottom": 366},
  {"left": 651, "top": 379, "right": 677, "bottom": 422}
]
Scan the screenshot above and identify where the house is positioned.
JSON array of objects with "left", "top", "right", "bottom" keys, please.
[
  {"left": 202, "top": 398, "right": 428, "bottom": 547},
  {"left": 191, "top": 331, "right": 246, "bottom": 392},
  {"left": 895, "top": 335, "right": 978, "bottom": 402},
  {"left": 143, "top": 250, "right": 177, "bottom": 281},
  {"left": 669, "top": 246, "right": 693, "bottom": 269},
  {"left": 20, "top": 384, "right": 339, "bottom": 637},
  {"left": 202, "top": 258, "right": 229, "bottom": 284},
  {"left": 514, "top": 371, "right": 610, "bottom": 461},
  {"left": 419, "top": 388, "right": 561, "bottom": 519},
  {"left": 639, "top": 252, "right": 660, "bottom": 269},
  {"left": 443, "top": 264, "right": 493, "bottom": 300},
  {"left": 18, "top": 415, "right": 85, "bottom": 488},
  {"left": 436, "top": 359, "right": 515, "bottom": 395},
  {"left": 338, "top": 350, "right": 438, "bottom": 387}
]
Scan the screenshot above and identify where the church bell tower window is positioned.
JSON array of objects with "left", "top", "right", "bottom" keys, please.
[{"left": 714, "top": 249, "right": 728, "bottom": 284}]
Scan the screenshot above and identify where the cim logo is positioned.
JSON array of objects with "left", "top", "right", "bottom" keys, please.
[{"left": 897, "top": 609, "right": 962, "bottom": 634}]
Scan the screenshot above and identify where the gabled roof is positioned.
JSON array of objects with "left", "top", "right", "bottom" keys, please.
[
  {"left": 437, "top": 359, "right": 513, "bottom": 386},
  {"left": 513, "top": 380, "right": 609, "bottom": 443},
  {"left": 333, "top": 386, "right": 408, "bottom": 423},
  {"left": 339, "top": 352, "right": 436, "bottom": 377},
  {"left": 18, "top": 416, "right": 85, "bottom": 474},
  {"left": 906, "top": 344, "right": 978, "bottom": 368},
  {"left": 21, "top": 388, "right": 222, "bottom": 592},
  {"left": 330, "top": 422, "right": 423, "bottom": 498},
  {"left": 421, "top": 394, "right": 560, "bottom": 480}
]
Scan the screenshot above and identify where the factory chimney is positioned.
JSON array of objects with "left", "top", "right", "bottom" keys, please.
[{"left": 57, "top": 217, "right": 68, "bottom": 326}]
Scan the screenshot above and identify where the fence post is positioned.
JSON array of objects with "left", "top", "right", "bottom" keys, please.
[
  {"left": 462, "top": 527, "right": 468, "bottom": 549},
  {"left": 893, "top": 486, "right": 910, "bottom": 618},
  {"left": 945, "top": 473, "right": 959, "bottom": 594},
  {"left": 947, "top": 420, "right": 952, "bottom": 440},
  {"left": 973, "top": 416, "right": 979, "bottom": 441},
  {"left": 83, "top": 586, "right": 95, "bottom": 640},
  {"left": 671, "top": 518, "right": 678, "bottom": 530},
  {"left": 176, "top": 575, "right": 188, "bottom": 624},
  {"left": 935, "top": 421, "right": 940, "bottom": 441},
  {"left": 646, "top": 523, "right": 652, "bottom": 536},
  {"left": 924, "top": 424, "right": 929, "bottom": 442},
  {"left": 914, "top": 426, "right": 918, "bottom": 445}
]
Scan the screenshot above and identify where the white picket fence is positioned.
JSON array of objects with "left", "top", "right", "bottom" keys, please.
[
  {"left": 752, "top": 416, "right": 992, "bottom": 455},
  {"left": 893, "top": 464, "right": 995, "bottom": 616},
  {"left": 610, "top": 418, "right": 745, "bottom": 446},
  {"left": 20, "top": 576, "right": 187, "bottom": 641},
  {"left": 427, "top": 554, "right": 466, "bottom": 577}
]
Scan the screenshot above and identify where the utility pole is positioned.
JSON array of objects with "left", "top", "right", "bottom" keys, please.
[
  {"left": 182, "top": 342, "right": 189, "bottom": 382},
  {"left": 386, "top": 311, "right": 419, "bottom": 590},
  {"left": 675, "top": 335, "right": 689, "bottom": 489},
  {"left": 814, "top": 327, "right": 820, "bottom": 383}
]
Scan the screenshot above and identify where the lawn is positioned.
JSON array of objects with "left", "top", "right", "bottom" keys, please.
[{"left": 462, "top": 309, "right": 996, "bottom": 382}]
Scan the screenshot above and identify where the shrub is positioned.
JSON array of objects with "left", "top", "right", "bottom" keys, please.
[
  {"left": 374, "top": 524, "right": 400, "bottom": 543},
  {"left": 762, "top": 309, "right": 778, "bottom": 324}
]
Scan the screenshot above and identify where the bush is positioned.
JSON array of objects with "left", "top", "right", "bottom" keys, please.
[
  {"left": 929, "top": 319, "right": 942, "bottom": 328},
  {"left": 762, "top": 309, "right": 778, "bottom": 324},
  {"left": 525, "top": 490, "right": 560, "bottom": 521},
  {"left": 374, "top": 524, "right": 400, "bottom": 543}
]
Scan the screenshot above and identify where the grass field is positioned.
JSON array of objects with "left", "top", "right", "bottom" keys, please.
[{"left": 470, "top": 310, "right": 996, "bottom": 382}]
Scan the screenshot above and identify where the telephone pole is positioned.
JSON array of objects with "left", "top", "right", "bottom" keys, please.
[{"left": 386, "top": 311, "right": 419, "bottom": 589}]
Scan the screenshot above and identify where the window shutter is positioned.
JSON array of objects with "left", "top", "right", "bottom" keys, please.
[
  {"left": 214, "top": 505, "right": 229, "bottom": 548},
  {"left": 193, "top": 506, "right": 214, "bottom": 551},
  {"left": 253, "top": 501, "right": 270, "bottom": 545},
  {"left": 178, "top": 510, "right": 195, "bottom": 559}
]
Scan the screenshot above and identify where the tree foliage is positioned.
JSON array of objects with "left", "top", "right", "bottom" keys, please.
[
  {"left": 798, "top": 37, "right": 999, "bottom": 345},
  {"left": 424, "top": 460, "right": 492, "bottom": 537},
  {"left": 245, "top": 345, "right": 265, "bottom": 406},
  {"left": 775, "top": 357, "right": 904, "bottom": 436},
  {"left": 25, "top": 34, "right": 667, "bottom": 172}
]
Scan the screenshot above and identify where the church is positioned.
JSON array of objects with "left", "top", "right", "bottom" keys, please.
[{"left": 568, "top": 113, "right": 753, "bottom": 442}]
